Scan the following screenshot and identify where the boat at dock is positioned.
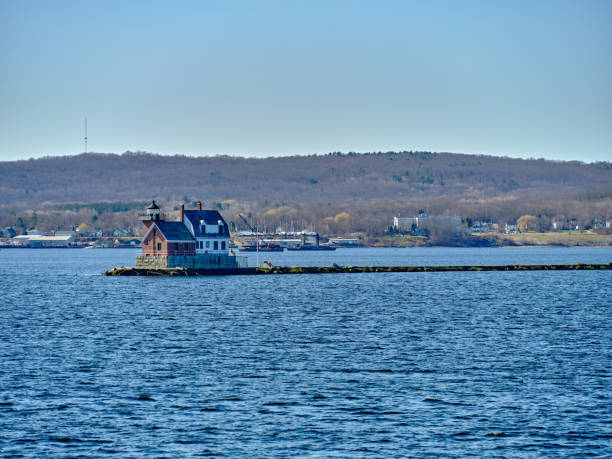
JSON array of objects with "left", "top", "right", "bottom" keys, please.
[
  {"left": 286, "top": 245, "right": 336, "bottom": 251},
  {"left": 239, "top": 243, "right": 284, "bottom": 252}
]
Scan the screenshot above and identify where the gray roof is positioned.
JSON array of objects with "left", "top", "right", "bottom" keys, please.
[
  {"left": 183, "top": 210, "right": 230, "bottom": 238},
  {"left": 153, "top": 221, "right": 194, "bottom": 241}
]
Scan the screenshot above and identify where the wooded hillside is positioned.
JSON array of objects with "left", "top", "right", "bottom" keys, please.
[{"left": 1, "top": 151, "right": 611, "bottom": 236}]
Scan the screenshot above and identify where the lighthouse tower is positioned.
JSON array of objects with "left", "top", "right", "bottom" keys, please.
[
  {"left": 146, "top": 201, "right": 161, "bottom": 220},
  {"left": 141, "top": 200, "right": 162, "bottom": 235}
]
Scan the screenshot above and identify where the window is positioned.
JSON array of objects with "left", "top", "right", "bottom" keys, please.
[
  {"left": 144, "top": 239, "right": 148, "bottom": 245},
  {"left": 219, "top": 225, "right": 223, "bottom": 234},
  {"left": 201, "top": 224, "right": 206, "bottom": 234},
  {"left": 153, "top": 228, "right": 157, "bottom": 236},
  {"left": 221, "top": 241, "right": 226, "bottom": 250},
  {"left": 157, "top": 242, "right": 161, "bottom": 251},
  {"left": 206, "top": 241, "right": 210, "bottom": 248},
  {"left": 214, "top": 241, "right": 218, "bottom": 250}
]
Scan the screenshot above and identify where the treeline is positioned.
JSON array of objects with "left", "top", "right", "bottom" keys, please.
[
  {"left": 2, "top": 191, "right": 610, "bottom": 238},
  {"left": 0, "top": 151, "right": 610, "bottom": 236},
  {"left": 54, "top": 201, "right": 148, "bottom": 214}
]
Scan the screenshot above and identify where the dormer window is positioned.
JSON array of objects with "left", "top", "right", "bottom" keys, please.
[
  {"left": 200, "top": 220, "right": 206, "bottom": 234},
  {"left": 218, "top": 220, "right": 224, "bottom": 234}
]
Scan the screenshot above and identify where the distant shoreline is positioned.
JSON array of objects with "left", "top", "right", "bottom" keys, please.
[
  {"left": 368, "top": 232, "right": 612, "bottom": 249},
  {"left": 3, "top": 242, "right": 612, "bottom": 250}
]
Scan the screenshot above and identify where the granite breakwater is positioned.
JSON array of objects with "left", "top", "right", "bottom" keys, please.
[{"left": 103, "top": 262, "right": 612, "bottom": 276}]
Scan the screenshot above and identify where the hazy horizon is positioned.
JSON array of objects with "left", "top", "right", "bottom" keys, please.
[{"left": 1, "top": 0, "right": 610, "bottom": 162}]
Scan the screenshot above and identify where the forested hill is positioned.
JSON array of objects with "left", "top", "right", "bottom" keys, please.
[{"left": 1, "top": 151, "right": 611, "bottom": 206}]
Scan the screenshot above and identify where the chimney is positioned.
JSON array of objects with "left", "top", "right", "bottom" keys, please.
[
  {"left": 180, "top": 204, "right": 184, "bottom": 222},
  {"left": 197, "top": 201, "right": 202, "bottom": 211}
]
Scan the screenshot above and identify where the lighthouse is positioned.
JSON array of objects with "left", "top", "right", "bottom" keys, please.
[
  {"left": 136, "top": 200, "right": 243, "bottom": 269},
  {"left": 140, "top": 200, "right": 163, "bottom": 236}
]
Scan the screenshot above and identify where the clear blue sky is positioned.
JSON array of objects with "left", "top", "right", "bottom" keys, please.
[{"left": 1, "top": 0, "right": 610, "bottom": 162}]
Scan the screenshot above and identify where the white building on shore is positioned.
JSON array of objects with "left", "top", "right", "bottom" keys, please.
[
  {"left": 393, "top": 214, "right": 462, "bottom": 235},
  {"left": 13, "top": 234, "right": 75, "bottom": 247}
]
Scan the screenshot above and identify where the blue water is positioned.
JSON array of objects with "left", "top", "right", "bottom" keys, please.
[
  {"left": 1, "top": 248, "right": 611, "bottom": 457},
  {"left": 237, "top": 246, "right": 612, "bottom": 268}
]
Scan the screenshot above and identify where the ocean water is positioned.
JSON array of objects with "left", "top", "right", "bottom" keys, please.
[{"left": 0, "top": 247, "right": 610, "bottom": 457}]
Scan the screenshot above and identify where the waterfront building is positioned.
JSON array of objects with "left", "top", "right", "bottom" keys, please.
[
  {"left": 393, "top": 214, "right": 462, "bottom": 235},
  {"left": 329, "top": 237, "right": 360, "bottom": 247},
  {"left": 505, "top": 223, "right": 519, "bottom": 234},
  {"left": 3, "top": 227, "right": 16, "bottom": 238},
  {"left": 136, "top": 201, "right": 244, "bottom": 269},
  {"left": 12, "top": 234, "right": 75, "bottom": 247},
  {"left": 54, "top": 230, "right": 77, "bottom": 238}
]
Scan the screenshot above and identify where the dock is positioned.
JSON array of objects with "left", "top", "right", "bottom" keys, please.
[{"left": 103, "top": 263, "right": 612, "bottom": 276}]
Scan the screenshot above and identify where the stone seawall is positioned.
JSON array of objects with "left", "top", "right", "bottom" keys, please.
[
  {"left": 135, "top": 254, "right": 241, "bottom": 269},
  {"left": 104, "top": 263, "right": 612, "bottom": 276}
]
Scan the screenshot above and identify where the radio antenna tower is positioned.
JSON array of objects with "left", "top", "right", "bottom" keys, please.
[{"left": 84, "top": 118, "right": 88, "bottom": 153}]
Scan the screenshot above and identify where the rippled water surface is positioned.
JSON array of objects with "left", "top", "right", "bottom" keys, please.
[{"left": 1, "top": 248, "right": 611, "bottom": 457}]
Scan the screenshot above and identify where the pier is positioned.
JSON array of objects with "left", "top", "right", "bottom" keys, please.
[{"left": 103, "top": 263, "right": 612, "bottom": 276}]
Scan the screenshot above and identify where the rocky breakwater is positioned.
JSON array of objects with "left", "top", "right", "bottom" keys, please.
[{"left": 103, "top": 263, "right": 612, "bottom": 276}]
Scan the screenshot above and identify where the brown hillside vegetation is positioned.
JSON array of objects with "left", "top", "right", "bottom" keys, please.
[
  {"left": 1, "top": 151, "right": 611, "bottom": 204},
  {"left": 0, "top": 151, "right": 611, "bottom": 236}
]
